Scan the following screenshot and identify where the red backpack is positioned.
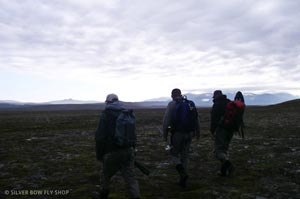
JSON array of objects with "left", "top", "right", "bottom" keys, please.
[{"left": 223, "top": 100, "right": 245, "bottom": 131}]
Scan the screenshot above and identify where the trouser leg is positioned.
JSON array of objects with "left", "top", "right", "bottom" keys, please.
[
  {"left": 180, "top": 134, "right": 192, "bottom": 172},
  {"left": 171, "top": 132, "right": 192, "bottom": 168},
  {"left": 100, "top": 150, "right": 127, "bottom": 196},
  {"left": 170, "top": 132, "right": 192, "bottom": 187},
  {"left": 214, "top": 127, "right": 234, "bottom": 176},
  {"left": 121, "top": 149, "right": 140, "bottom": 199},
  {"left": 214, "top": 127, "right": 233, "bottom": 162}
]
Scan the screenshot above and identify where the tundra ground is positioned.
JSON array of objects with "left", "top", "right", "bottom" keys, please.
[{"left": 0, "top": 101, "right": 299, "bottom": 199}]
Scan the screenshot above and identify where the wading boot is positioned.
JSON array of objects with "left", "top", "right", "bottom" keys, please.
[
  {"left": 99, "top": 189, "right": 109, "bottom": 199},
  {"left": 220, "top": 160, "right": 234, "bottom": 177},
  {"left": 176, "top": 164, "right": 189, "bottom": 188}
]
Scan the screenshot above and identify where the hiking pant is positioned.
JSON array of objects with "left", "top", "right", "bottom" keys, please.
[
  {"left": 170, "top": 131, "right": 193, "bottom": 174},
  {"left": 214, "top": 127, "right": 234, "bottom": 162},
  {"left": 100, "top": 148, "right": 140, "bottom": 198}
]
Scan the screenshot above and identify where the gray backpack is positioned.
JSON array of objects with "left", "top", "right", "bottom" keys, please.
[{"left": 114, "top": 109, "right": 136, "bottom": 147}]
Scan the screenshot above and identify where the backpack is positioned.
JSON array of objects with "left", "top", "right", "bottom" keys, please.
[
  {"left": 222, "top": 100, "right": 245, "bottom": 131},
  {"left": 114, "top": 109, "right": 137, "bottom": 147},
  {"left": 174, "top": 97, "right": 198, "bottom": 132}
]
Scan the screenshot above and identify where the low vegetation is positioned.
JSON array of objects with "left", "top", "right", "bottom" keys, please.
[{"left": 0, "top": 101, "right": 299, "bottom": 198}]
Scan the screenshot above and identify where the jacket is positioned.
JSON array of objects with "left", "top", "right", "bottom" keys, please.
[
  {"left": 210, "top": 95, "right": 231, "bottom": 134},
  {"left": 163, "top": 97, "right": 200, "bottom": 140},
  {"left": 95, "top": 101, "right": 124, "bottom": 160}
]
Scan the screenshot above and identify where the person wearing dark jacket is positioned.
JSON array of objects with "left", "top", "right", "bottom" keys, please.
[
  {"left": 95, "top": 94, "right": 140, "bottom": 199},
  {"left": 210, "top": 90, "right": 234, "bottom": 176}
]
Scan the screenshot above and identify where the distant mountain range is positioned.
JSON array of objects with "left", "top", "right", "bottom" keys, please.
[
  {"left": 146, "top": 92, "right": 299, "bottom": 106},
  {"left": 189, "top": 92, "right": 299, "bottom": 106},
  {"left": 0, "top": 98, "right": 99, "bottom": 105},
  {"left": 0, "top": 92, "right": 299, "bottom": 110}
]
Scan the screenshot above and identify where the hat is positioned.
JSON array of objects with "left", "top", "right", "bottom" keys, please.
[
  {"left": 213, "top": 90, "right": 223, "bottom": 99},
  {"left": 171, "top": 88, "right": 181, "bottom": 98},
  {"left": 105, "top": 93, "right": 119, "bottom": 103}
]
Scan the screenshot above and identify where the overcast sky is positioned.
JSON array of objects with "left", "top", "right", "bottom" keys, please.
[{"left": 0, "top": 0, "right": 299, "bottom": 102}]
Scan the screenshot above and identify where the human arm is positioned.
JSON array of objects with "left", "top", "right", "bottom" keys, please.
[
  {"left": 95, "top": 111, "right": 108, "bottom": 161},
  {"left": 162, "top": 101, "right": 176, "bottom": 141}
]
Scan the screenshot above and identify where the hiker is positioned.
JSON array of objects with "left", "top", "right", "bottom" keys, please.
[
  {"left": 162, "top": 88, "right": 200, "bottom": 188},
  {"left": 234, "top": 91, "right": 246, "bottom": 138},
  {"left": 210, "top": 90, "right": 236, "bottom": 176},
  {"left": 234, "top": 91, "right": 245, "bottom": 103},
  {"left": 95, "top": 94, "right": 140, "bottom": 199}
]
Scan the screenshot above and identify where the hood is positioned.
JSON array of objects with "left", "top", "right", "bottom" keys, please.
[{"left": 105, "top": 101, "right": 124, "bottom": 111}]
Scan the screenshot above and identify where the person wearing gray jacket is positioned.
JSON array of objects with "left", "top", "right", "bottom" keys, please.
[
  {"left": 95, "top": 94, "right": 140, "bottom": 199},
  {"left": 163, "top": 88, "right": 200, "bottom": 188}
]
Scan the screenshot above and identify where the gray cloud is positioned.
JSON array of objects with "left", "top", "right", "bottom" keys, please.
[{"left": 0, "top": 0, "right": 299, "bottom": 100}]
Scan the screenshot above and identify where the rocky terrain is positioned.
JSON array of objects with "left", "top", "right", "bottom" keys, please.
[{"left": 0, "top": 100, "right": 299, "bottom": 198}]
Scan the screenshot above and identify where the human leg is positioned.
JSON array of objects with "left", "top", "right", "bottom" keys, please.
[
  {"left": 214, "top": 128, "right": 234, "bottom": 176},
  {"left": 121, "top": 149, "right": 141, "bottom": 199},
  {"left": 100, "top": 150, "right": 126, "bottom": 198},
  {"left": 171, "top": 132, "right": 192, "bottom": 187}
]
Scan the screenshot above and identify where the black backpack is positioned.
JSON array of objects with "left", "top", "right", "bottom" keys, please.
[{"left": 174, "top": 97, "right": 198, "bottom": 132}]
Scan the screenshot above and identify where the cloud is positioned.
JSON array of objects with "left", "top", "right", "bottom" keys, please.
[{"left": 0, "top": 0, "right": 299, "bottom": 101}]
